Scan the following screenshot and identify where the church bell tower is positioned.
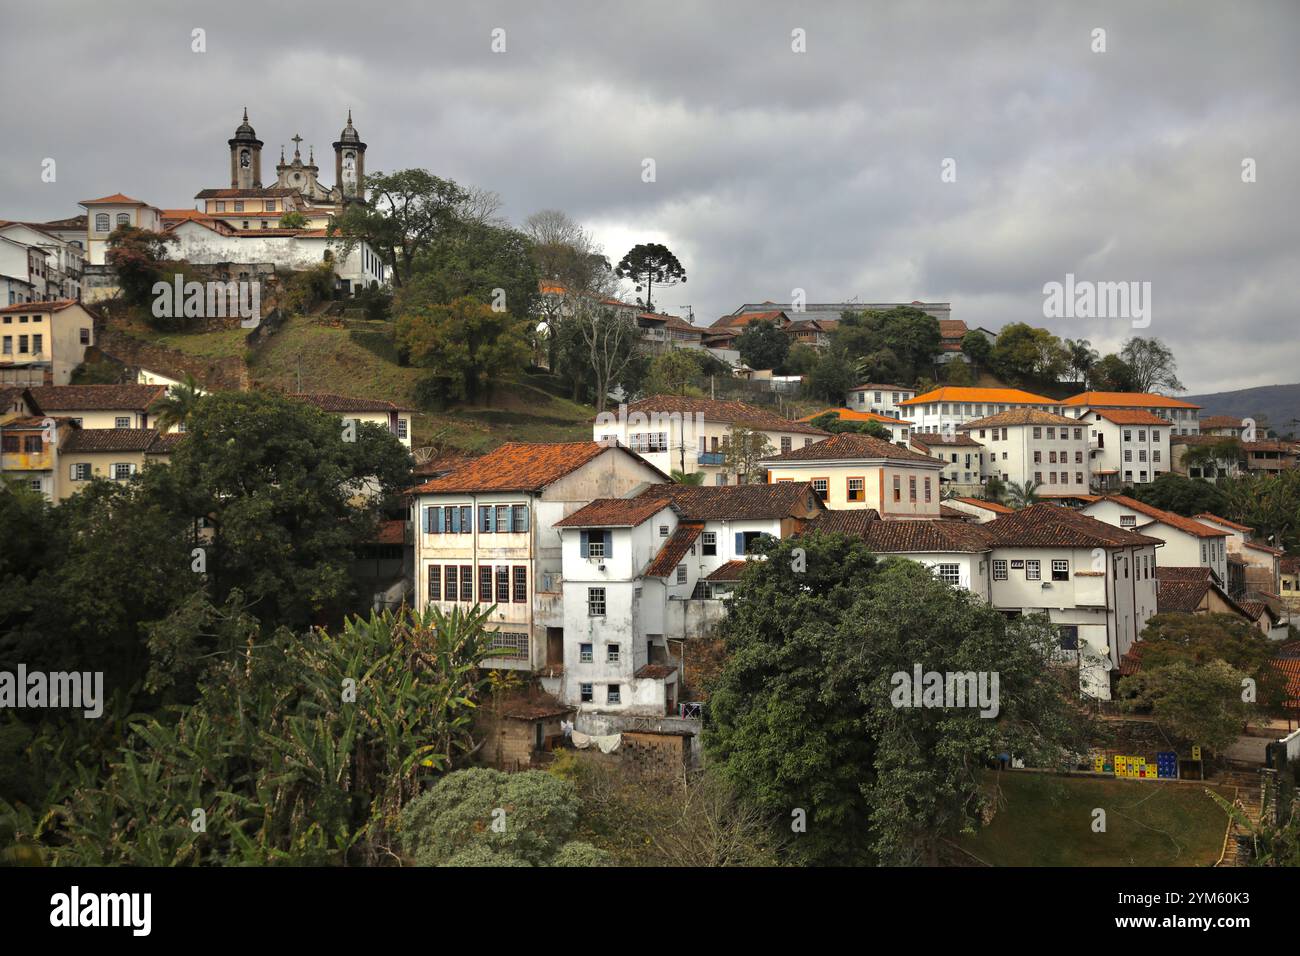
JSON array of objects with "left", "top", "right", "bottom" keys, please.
[
  {"left": 333, "top": 110, "right": 366, "bottom": 201},
  {"left": 228, "top": 108, "right": 263, "bottom": 189}
]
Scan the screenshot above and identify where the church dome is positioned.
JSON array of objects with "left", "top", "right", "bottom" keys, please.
[
  {"left": 231, "top": 107, "right": 259, "bottom": 142},
  {"left": 337, "top": 110, "right": 361, "bottom": 144}
]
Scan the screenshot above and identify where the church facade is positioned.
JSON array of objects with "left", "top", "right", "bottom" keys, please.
[{"left": 194, "top": 109, "right": 368, "bottom": 231}]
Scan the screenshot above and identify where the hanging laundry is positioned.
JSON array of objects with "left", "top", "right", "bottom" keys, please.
[
  {"left": 571, "top": 731, "right": 593, "bottom": 749},
  {"left": 594, "top": 733, "right": 622, "bottom": 754}
]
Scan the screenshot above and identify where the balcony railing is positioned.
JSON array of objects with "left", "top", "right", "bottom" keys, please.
[{"left": 697, "top": 451, "right": 725, "bottom": 466}]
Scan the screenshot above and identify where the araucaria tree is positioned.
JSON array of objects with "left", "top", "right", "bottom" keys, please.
[
  {"left": 707, "top": 534, "right": 1087, "bottom": 865},
  {"left": 612, "top": 242, "right": 686, "bottom": 313}
]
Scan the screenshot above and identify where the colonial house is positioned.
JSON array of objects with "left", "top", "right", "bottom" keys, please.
[
  {"left": 553, "top": 482, "right": 825, "bottom": 717},
  {"left": 636, "top": 311, "right": 704, "bottom": 350},
  {"left": 0, "top": 300, "right": 97, "bottom": 386},
  {"left": 845, "top": 383, "right": 916, "bottom": 419},
  {"left": 908, "top": 432, "right": 987, "bottom": 494},
  {"left": 1170, "top": 434, "right": 1244, "bottom": 482},
  {"left": 983, "top": 504, "right": 1162, "bottom": 699},
  {"left": 1280, "top": 558, "right": 1300, "bottom": 614},
  {"left": 27, "top": 384, "right": 166, "bottom": 429},
  {"left": 78, "top": 193, "right": 164, "bottom": 267},
  {"left": 409, "top": 441, "right": 670, "bottom": 673},
  {"left": 956, "top": 408, "right": 1091, "bottom": 496},
  {"left": 1075, "top": 408, "right": 1172, "bottom": 488},
  {"left": 0, "top": 385, "right": 37, "bottom": 421},
  {"left": 1081, "top": 495, "right": 1229, "bottom": 582},
  {"left": 803, "top": 509, "right": 995, "bottom": 600},
  {"left": 1198, "top": 416, "right": 1246, "bottom": 438},
  {"left": 1241, "top": 439, "right": 1298, "bottom": 476},
  {"left": 290, "top": 392, "right": 413, "bottom": 448},
  {"left": 0, "top": 221, "right": 84, "bottom": 301},
  {"left": 1194, "top": 513, "right": 1285, "bottom": 598},
  {"left": 0, "top": 416, "right": 73, "bottom": 499},
  {"left": 942, "top": 496, "right": 1015, "bottom": 523},
  {"left": 0, "top": 235, "right": 46, "bottom": 306},
  {"left": 796, "top": 407, "right": 913, "bottom": 443},
  {"left": 592, "top": 395, "right": 827, "bottom": 484},
  {"left": 1154, "top": 566, "right": 1260, "bottom": 627},
  {"left": 1062, "top": 391, "right": 1201, "bottom": 437},
  {"left": 57, "top": 429, "right": 181, "bottom": 500},
  {"left": 759, "top": 431, "right": 946, "bottom": 516},
  {"left": 898, "top": 386, "right": 1062, "bottom": 435}
]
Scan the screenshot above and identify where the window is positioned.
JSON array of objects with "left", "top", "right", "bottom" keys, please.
[
  {"left": 266, "top": 200, "right": 276, "bottom": 212},
  {"left": 993, "top": 560, "right": 1008, "bottom": 581},
  {"left": 781, "top": 436, "right": 792, "bottom": 454},
  {"left": 1051, "top": 559, "right": 1069, "bottom": 581},
  {"left": 70, "top": 462, "right": 91, "bottom": 481},
  {"left": 18, "top": 335, "right": 28, "bottom": 353},
  {"left": 427, "top": 566, "right": 441, "bottom": 602},
  {"left": 936, "top": 564, "right": 960, "bottom": 585},
  {"left": 31, "top": 334, "right": 41, "bottom": 355},
  {"left": 580, "top": 643, "right": 593, "bottom": 663},
  {"left": 460, "top": 505, "right": 472, "bottom": 533},
  {"left": 479, "top": 505, "right": 493, "bottom": 532},
  {"left": 606, "top": 685, "right": 621, "bottom": 705},
  {"left": 893, "top": 476, "right": 901, "bottom": 502},
  {"left": 112, "top": 463, "right": 134, "bottom": 480},
  {"left": 585, "top": 530, "right": 607, "bottom": 559},
  {"left": 1075, "top": 472, "right": 1083, "bottom": 485},
  {"left": 460, "top": 566, "right": 473, "bottom": 602},
  {"left": 444, "top": 565, "right": 458, "bottom": 601},
  {"left": 1033, "top": 427, "right": 1041, "bottom": 439},
  {"left": 114, "top": 416, "right": 130, "bottom": 429},
  {"left": 479, "top": 566, "right": 493, "bottom": 603},
  {"left": 659, "top": 525, "right": 669, "bottom": 537},
  {"left": 489, "top": 631, "right": 529, "bottom": 660},
  {"left": 588, "top": 587, "right": 606, "bottom": 617},
  {"left": 580, "top": 683, "right": 593, "bottom": 703},
  {"left": 233, "top": 202, "right": 244, "bottom": 212},
  {"left": 94, "top": 213, "right": 109, "bottom": 232},
  {"left": 924, "top": 477, "right": 932, "bottom": 503},
  {"left": 512, "top": 566, "right": 527, "bottom": 603},
  {"left": 811, "top": 478, "right": 828, "bottom": 501},
  {"left": 1025, "top": 560, "right": 1041, "bottom": 581},
  {"left": 512, "top": 505, "right": 528, "bottom": 533},
  {"left": 847, "top": 477, "right": 864, "bottom": 502},
  {"left": 675, "top": 565, "right": 688, "bottom": 585},
  {"left": 214, "top": 202, "right": 225, "bottom": 212},
  {"left": 607, "top": 643, "right": 620, "bottom": 663},
  {"left": 908, "top": 477, "right": 916, "bottom": 502},
  {"left": 396, "top": 418, "right": 408, "bottom": 440},
  {"left": 1058, "top": 625, "right": 1079, "bottom": 651},
  {"left": 1119, "top": 515, "right": 1136, "bottom": 528},
  {"left": 701, "top": 532, "right": 717, "bottom": 556},
  {"left": 1201, "top": 541, "right": 1207, "bottom": 563},
  {"left": 79, "top": 328, "right": 90, "bottom": 345},
  {"left": 496, "top": 504, "right": 509, "bottom": 531}
]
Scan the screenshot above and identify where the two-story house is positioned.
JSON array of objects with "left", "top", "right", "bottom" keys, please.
[
  {"left": 410, "top": 441, "right": 669, "bottom": 672},
  {"left": 1081, "top": 495, "right": 1228, "bottom": 582},
  {"left": 290, "top": 392, "right": 414, "bottom": 448},
  {"left": 1194, "top": 513, "right": 1285, "bottom": 598},
  {"left": 593, "top": 395, "right": 827, "bottom": 484},
  {"left": 1073, "top": 409, "right": 1172, "bottom": 488},
  {"left": 845, "top": 383, "right": 916, "bottom": 418},
  {"left": 27, "top": 384, "right": 166, "bottom": 429},
  {"left": 0, "top": 301, "right": 97, "bottom": 387},
  {"left": 983, "top": 503, "right": 1162, "bottom": 699},
  {"left": 759, "top": 431, "right": 946, "bottom": 515},
  {"left": 908, "top": 432, "right": 987, "bottom": 494}
]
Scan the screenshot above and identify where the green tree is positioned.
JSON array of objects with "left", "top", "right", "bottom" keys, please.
[
  {"left": 809, "top": 411, "right": 892, "bottom": 440},
  {"left": 1119, "top": 659, "right": 1248, "bottom": 755},
  {"left": 707, "top": 536, "right": 1086, "bottom": 865},
  {"left": 1064, "top": 338, "right": 1099, "bottom": 386},
  {"left": 150, "top": 373, "right": 205, "bottom": 433},
  {"left": 1121, "top": 337, "right": 1183, "bottom": 393},
  {"left": 163, "top": 390, "right": 412, "bottom": 628},
  {"left": 400, "top": 221, "right": 539, "bottom": 324},
  {"left": 960, "top": 330, "right": 992, "bottom": 372},
  {"left": 806, "top": 350, "right": 857, "bottom": 403},
  {"left": 990, "top": 323, "right": 1068, "bottom": 384},
  {"left": 735, "top": 319, "right": 790, "bottom": 372},
  {"left": 1131, "top": 472, "right": 1227, "bottom": 517},
  {"left": 612, "top": 243, "right": 686, "bottom": 313},
  {"left": 833, "top": 306, "right": 941, "bottom": 385},
  {"left": 277, "top": 210, "right": 309, "bottom": 230},
  {"left": 105, "top": 225, "right": 177, "bottom": 311},
  {"left": 721, "top": 425, "right": 774, "bottom": 484},
  {"left": 1091, "top": 353, "right": 1137, "bottom": 392},
  {"left": 643, "top": 349, "right": 702, "bottom": 397},
  {"left": 1003, "top": 479, "right": 1043, "bottom": 509},
  {"left": 397, "top": 296, "right": 532, "bottom": 405}
]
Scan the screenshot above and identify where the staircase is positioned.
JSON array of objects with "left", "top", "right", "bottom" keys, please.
[{"left": 1216, "top": 769, "right": 1263, "bottom": 867}]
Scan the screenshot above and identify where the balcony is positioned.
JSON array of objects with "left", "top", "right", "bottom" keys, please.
[{"left": 697, "top": 451, "right": 725, "bottom": 466}]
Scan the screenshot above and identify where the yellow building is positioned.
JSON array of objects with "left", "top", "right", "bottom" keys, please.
[
  {"left": 28, "top": 384, "right": 167, "bottom": 430},
  {"left": 759, "top": 432, "right": 946, "bottom": 517},
  {"left": 0, "top": 300, "right": 97, "bottom": 386},
  {"left": 57, "top": 428, "right": 179, "bottom": 500},
  {"left": 291, "top": 392, "right": 414, "bottom": 448}
]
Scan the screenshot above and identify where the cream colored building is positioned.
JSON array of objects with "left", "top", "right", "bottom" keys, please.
[
  {"left": 28, "top": 384, "right": 166, "bottom": 430},
  {"left": 1081, "top": 495, "right": 1229, "bottom": 582},
  {"left": 593, "top": 395, "right": 827, "bottom": 485},
  {"left": 0, "top": 301, "right": 96, "bottom": 387},
  {"left": 78, "top": 194, "right": 164, "bottom": 266},
  {"left": 759, "top": 431, "right": 945, "bottom": 517},
  {"left": 958, "top": 408, "right": 1091, "bottom": 495},
  {"left": 57, "top": 429, "right": 180, "bottom": 500},
  {"left": 291, "top": 393, "right": 413, "bottom": 448}
]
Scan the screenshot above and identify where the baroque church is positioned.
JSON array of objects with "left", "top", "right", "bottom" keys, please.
[{"left": 192, "top": 109, "right": 368, "bottom": 231}]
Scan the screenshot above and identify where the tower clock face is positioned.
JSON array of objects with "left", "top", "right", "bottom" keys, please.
[{"left": 240, "top": 150, "right": 251, "bottom": 168}]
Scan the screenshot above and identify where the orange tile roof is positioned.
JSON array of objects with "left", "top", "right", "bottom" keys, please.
[
  {"left": 1089, "top": 408, "right": 1172, "bottom": 426},
  {"left": 796, "top": 407, "right": 913, "bottom": 426},
  {"left": 1096, "top": 495, "right": 1229, "bottom": 539},
  {"left": 899, "top": 386, "right": 1056, "bottom": 406},
  {"left": 618, "top": 395, "right": 827, "bottom": 435},
  {"left": 79, "top": 193, "right": 150, "bottom": 206},
  {"left": 410, "top": 441, "right": 665, "bottom": 494},
  {"left": 1194, "top": 513, "right": 1253, "bottom": 533},
  {"left": 554, "top": 497, "right": 674, "bottom": 529},
  {"left": 705, "top": 560, "right": 749, "bottom": 582},
  {"left": 1063, "top": 391, "right": 1200, "bottom": 409},
  {"left": 950, "top": 496, "right": 1014, "bottom": 514},
  {"left": 0, "top": 299, "right": 78, "bottom": 315},
  {"left": 645, "top": 523, "right": 702, "bottom": 577},
  {"left": 761, "top": 431, "right": 941, "bottom": 464},
  {"left": 959, "top": 408, "right": 1079, "bottom": 428}
]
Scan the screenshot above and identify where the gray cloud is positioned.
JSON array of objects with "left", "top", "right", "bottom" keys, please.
[{"left": 3, "top": 0, "right": 1296, "bottom": 392}]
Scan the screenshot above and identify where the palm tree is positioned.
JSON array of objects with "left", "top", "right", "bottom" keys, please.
[
  {"left": 152, "top": 373, "right": 205, "bottom": 432},
  {"left": 670, "top": 469, "right": 705, "bottom": 486},
  {"left": 1004, "top": 479, "right": 1043, "bottom": 509}
]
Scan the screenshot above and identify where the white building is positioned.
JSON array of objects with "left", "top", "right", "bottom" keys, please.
[
  {"left": 956, "top": 408, "right": 1091, "bottom": 495},
  {"left": 797, "top": 407, "right": 914, "bottom": 444},
  {"left": 1080, "top": 495, "right": 1229, "bottom": 583},
  {"left": 553, "top": 482, "right": 825, "bottom": 716},
  {"left": 845, "top": 383, "right": 916, "bottom": 419},
  {"left": 1062, "top": 391, "right": 1202, "bottom": 437},
  {"left": 78, "top": 194, "right": 165, "bottom": 266},
  {"left": 0, "top": 222, "right": 84, "bottom": 301},
  {"left": 898, "top": 386, "right": 1063, "bottom": 435},
  {"left": 290, "top": 392, "right": 413, "bottom": 448},
  {"left": 984, "top": 503, "right": 1161, "bottom": 699},
  {"left": 1072, "top": 409, "right": 1172, "bottom": 489},
  {"left": 411, "top": 441, "right": 669, "bottom": 672},
  {"left": 908, "top": 432, "right": 987, "bottom": 492},
  {"left": 593, "top": 395, "right": 827, "bottom": 484}
]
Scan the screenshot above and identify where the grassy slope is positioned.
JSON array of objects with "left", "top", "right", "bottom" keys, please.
[{"left": 959, "top": 772, "right": 1233, "bottom": 867}]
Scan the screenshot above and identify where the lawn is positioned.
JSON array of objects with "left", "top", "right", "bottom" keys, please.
[
  {"left": 152, "top": 326, "right": 250, "bottom": 359},
  {"left": 958, "top": 772, "right": 1233, "bottom": 867}
]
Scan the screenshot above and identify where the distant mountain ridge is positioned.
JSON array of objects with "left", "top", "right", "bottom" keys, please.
[{"left": 1183, "top": 383, "right": 1300, "bottom": 435}]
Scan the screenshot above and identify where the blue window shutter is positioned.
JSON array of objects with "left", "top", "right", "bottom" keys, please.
[
  {"left": 580, "top": 530, "right": 589, "bottom": 557},
  {"left": 603, "top": 530, "right": 612, "bottom": 560},
  {"left": 461, "top": 506, "right": 472, "bottom": 532},
  {"left": 450, "top": 507, "right": 460, "bottom": 533},
  {"left": 735, "top": 532, "right": 744, "bottom": 555},
  {"left": 520, "top": 505, "right": 529, "bottom": 532},
  {"left": 423, "top": 507, "right": 433, "bottom": 534},
  {"left": 480, "top": 505, "right": 491, "bottom": 533}
]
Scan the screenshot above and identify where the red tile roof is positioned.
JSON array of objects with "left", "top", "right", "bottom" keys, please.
[
  {"left": 705, "top": 560, "right": 749, "bottom": 582},
  {"left": 761, "top": 431, "right": 940, "bottom": 464},
  {"left": 79, "top": 193, "right": 150, "bottom": 205},
  {"left": 1193, "top": 513, "right": 1253, "bottom": 533},
  {"left": 950, "top": 496, "right": 1014, "bottom": 514},
  {"left": 410, "top": 442, "right": 661, "bottom": 494},
  {"left": 959, "top": 408, "right": 1080, "bottom": 429},
  {"left": 806, "top": 511, "right": 994, "bottom": 552},
  {"left": 1063, "top": 391, "right": 1200, "bottom": 409},
  {"left": 1157, "top": 579, "right": 1211, "bottom": 613},
  {"left": 616, "top": 395, "right": 826, "bottom": 435},
  {"left": 0, "top": 299, "right": 79, "bottom": 315},
  {"left": 1155, "top": 566, "right": 1214, "bottom": 582},
  {"left": 554, "top": 497, "right": 674, "bottom": 529},
  {"left": 62, "top": 428, "right": 169, "bottom": 453},
  {"left": 1198, "top": 416, "right": 1244, "bottom": 430},
  {"left": 986, "top": 503, "right": 1164, "bottom": 548},
  {"left": 634, "top": 663, "right": 678, "bottom": 679},
  {"left": 1089, "top": 408, "right": 1173, "bottom": 426},
  {"left": 634, "top": 482, "right": 824, "bottom": 520},
  {"left": 909, "top": 433, "right": 984, "bottom": 449},
  {"left": 709, "top": 310, "right": 786, "bottom": 329},
  {"left": 290, "top": 392, "right": 411, "bottom": 412},
  {"left": 645, "top": 524, "right": 702, "bottom": 577},
  {"left": 1096, "top": 495, "right": 1228, "bottom": 539},
  {"left": 29, "top": 384, "right": 165, "bottom": 411}
]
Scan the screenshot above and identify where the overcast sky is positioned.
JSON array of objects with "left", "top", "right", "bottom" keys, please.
[{"left": 3, "top": 0, "right": 1297, "bottom": 393}]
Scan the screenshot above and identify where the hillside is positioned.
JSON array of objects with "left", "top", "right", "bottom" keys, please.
[
  {"left": 103, "top": 311, "right": 596, "bottom": 453},
  {"left": 1183, "top": 383, "right": 1300, "bottom": 435}
]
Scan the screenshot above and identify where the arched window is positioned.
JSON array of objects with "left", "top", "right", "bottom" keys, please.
[
  {"left": 94, "top": 213, "right": 109, "bottom": 232},
  {"left": 116, "top": 213, "right": 130, "bottom": 226}
]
